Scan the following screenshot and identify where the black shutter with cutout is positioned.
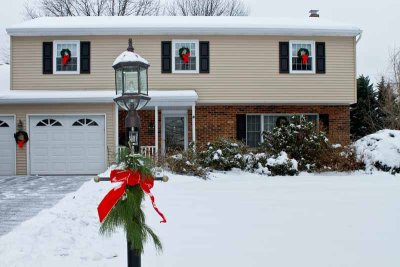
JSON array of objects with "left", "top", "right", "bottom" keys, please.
[
  {"left": 236, "top": 114, "right": 247, "bottom": 142},
  {"left": 316, "top": 42, "right": 326, "bottom": 74},
  {"left": 279, "top": 42, "right": 289, "bottom": 74},
  {"left": 319, "top": 114, "right": 329, "bottom": 133},
  {"left": 199, "top": 41, "right": 210, "bottom": 73},
  {"left": 80, "top": 41, "right": 91, "bottom": 74},
  {"left": 161, "top": 41, "right": 172, "bottom": 73},
  {"left": 43, "top": 42, "right": 53, "bottom": 74}
]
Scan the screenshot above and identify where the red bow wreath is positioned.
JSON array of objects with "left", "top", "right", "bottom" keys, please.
[
  {"left": 97, "top": 169, "right": 167, "bottom": 224},
  {"left": 179, "top": 47, "right": 191, "bottom": 64}
]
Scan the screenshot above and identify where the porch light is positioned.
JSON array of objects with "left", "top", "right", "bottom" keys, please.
[{"left": 113, "top": 38, "right": 150, "bottom": 113}]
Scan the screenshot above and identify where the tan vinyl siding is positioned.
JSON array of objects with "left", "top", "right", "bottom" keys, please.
[
  {"left": 0, "top": 103, "right": 116, "bottom": 175},
  {"left": 11, "top": 35, "right": 356, "bottom": 104}
]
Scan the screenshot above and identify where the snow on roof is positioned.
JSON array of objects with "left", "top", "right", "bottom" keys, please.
[
  {"left": 0, "top": 89, "right": 197, "bottom": 106},
  {"left": 113, "top": 51, "right": 149, "bottom": 67},
  {"left": 0, "top": 64, "right": 10, "bottom": 92},
  {"left": 6, "top": 16, "right": 362, "bottom": 37}
]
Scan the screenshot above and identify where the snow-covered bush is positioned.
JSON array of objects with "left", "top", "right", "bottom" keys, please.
[
  {"left": 199, "top": 138, "right": 248, "bottom": 171},
  {"left": 245, "top": 152, "right": 299, "bottom": 176},
  {"left": 354, "top": 130, "right": 400, "bottom": 174},
  {"left": 165, "top": 143, "right": 208, "bottom": 178},
  {"left": 261, "top": 116, "right": 330, "bottom": 171}
]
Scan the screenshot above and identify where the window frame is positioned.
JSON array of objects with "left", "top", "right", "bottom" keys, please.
[
  {"left": 245, "top": 113, "right": 319, "bottom": 146},
  {"left": 53, "top": 40, "right": 80, "bottom": 75},
  {"left": 172, "top": 39, "right": 200, "bottom": 74},
  {"left": 289, "top": 40, "right": 316, "bottom": 74}
]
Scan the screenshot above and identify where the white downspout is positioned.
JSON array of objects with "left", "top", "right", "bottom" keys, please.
[
  {"left": 155, "top": 106, "right": 159, "bottom": 158},
  {"left": 192, "top": 104, "right": 196, "bottom": 143}
]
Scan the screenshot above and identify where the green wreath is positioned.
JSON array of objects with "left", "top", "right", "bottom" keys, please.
[
  {"left": 297, "top": 48, "right": 309, "bottom": 58},
  {"left": 60, "top": 48, "right": 71, "bottom": 65},
  {"left": 178, "top": 47, "right": 191, "bottom": 63}
]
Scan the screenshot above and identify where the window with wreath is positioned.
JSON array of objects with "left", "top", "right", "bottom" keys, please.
[
  {"left": 172, "top": 40, "right": 199, "bottom": 73},
  {"left": 54, "top": 41, "right": 80, "bottom": 74},
  {"left": 36, "top": 119, "right": 62, "bottom": 127},
  {"left": 246, "top": 114, "right": 318, "bottom": 147},
  {"left": 72, "top": 118, "right": 99, "bottom": 126},
  {"left": 290, "top": 41, "right": 315, "bottom": 73}
]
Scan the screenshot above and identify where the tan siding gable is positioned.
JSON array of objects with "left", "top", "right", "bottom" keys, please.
[{"left": 11, "top": 35, "right": 356, "bottom": 104}]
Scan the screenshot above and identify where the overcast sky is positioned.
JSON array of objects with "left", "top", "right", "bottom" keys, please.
[{"left": 0, "top": 0, "right": 399, "bottom": 84}]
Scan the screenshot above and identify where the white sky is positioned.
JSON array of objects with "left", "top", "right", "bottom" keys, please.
[{"left": 0, "top": 0, "right": 399, "bottom": 84}]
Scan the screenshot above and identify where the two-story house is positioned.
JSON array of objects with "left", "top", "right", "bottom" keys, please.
[{"left": 0, "top": 16, "right": 361, "bottom": 176}]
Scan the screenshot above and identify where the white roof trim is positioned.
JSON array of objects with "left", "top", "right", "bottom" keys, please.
[
  {"left": 0, "top": 90, "right": 198, "bottom": 106},
  {"left": 6, "top": 16, "right": 362, "bottom": 37}
]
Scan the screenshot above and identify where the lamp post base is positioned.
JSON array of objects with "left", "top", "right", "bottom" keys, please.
[{"left": 127, "top": 241, "right": 141, "bottom": 267}]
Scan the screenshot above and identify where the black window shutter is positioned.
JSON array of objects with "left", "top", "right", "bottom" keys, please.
[
  {"left": 199, "top": 41, "right": 210, "bottom": 73},
  {"left": 316, "top": 42, "right": 326, "bottom": 74},
  {"left": 161, "top": 41, "right": 172, "bottom": 73},
  {"left": 43, "top": 42, "right": 53, "bottom": 74},
  {"left": 236, "top": 114, "right": 247, "bottom": 142},
  {"left": 319, "top": 114, "right": 329, "bottom": 133},
  {"left": 80, "top": 41, "right": 91, "bottom": 74},
  {"left": 279, "top": 42, "right": 289, "bottom": 74}
]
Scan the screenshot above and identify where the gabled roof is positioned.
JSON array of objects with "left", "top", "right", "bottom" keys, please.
[{"left": 6, "top": 16, "right": 362, "bottom": 37}]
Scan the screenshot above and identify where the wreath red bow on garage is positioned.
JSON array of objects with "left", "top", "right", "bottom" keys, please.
[
  {"left": 179, "top": 47, "right": 190, "bottom": 64},
  {"left": 60, "top": 48, "right": 72, "bottom": 66},
  {"left": 297, "top": 48, "right": 309, "bottom": 65},
  {"left": 14, "top": 131, "right": 29, "bottom": 149}
]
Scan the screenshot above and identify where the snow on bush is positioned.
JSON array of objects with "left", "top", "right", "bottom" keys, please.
[
  {"left": 245, "top": 152, "right": 299, "bottom": 176},
  {"left": 354, "top": 130, "right": 400, "bottom": 174}
]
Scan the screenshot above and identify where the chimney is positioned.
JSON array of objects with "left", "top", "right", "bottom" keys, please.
[{"left": 309, "top": 10, "right": 319, "bottom": 18}]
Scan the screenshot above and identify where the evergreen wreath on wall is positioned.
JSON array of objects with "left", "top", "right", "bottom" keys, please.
[
  {"left": 179, "top": 47, "right": 191, "bottom": 64},
  {"left": 60, "top": 48, "right": 71, "bottom": 66}
]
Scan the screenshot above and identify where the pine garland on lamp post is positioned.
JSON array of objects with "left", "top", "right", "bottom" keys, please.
[{"left": 97, "top": 145, "right": 166, "bottom": 255}]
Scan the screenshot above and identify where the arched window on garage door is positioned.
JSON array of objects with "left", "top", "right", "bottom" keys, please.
[
  {"left": 72, "top": 118, "right": 99, "bottom": 127},
  {"left": 0, "top": 120, "right": 10, "bottom": 127},
  {"left": 36, "top": 119, "right": 62, "bottom": 126}
]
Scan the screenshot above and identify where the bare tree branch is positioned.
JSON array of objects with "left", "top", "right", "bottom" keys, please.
[
  {"left": 165, "top": 0, "right": 249, "bottom": 16},
  {"left": 25, "top": 0, "right": 161, "bottom": 17}
]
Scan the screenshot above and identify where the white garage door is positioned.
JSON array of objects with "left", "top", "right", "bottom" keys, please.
[
  {"left": 30, "top": 115, "right": 106, "bottom": 175},
  {"left": 0, "top": 116, "right": 16, "bottom": 176}
]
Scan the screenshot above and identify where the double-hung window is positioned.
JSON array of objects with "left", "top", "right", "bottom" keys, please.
[
  {"left": 53, "top": 40, "right": 80, "bottom": 74},
  {"left": 172, "top": 40, "right": 199, "bottom": 73},
  {"left": 246, "top": 114, "right": 319, "bottom": 147},
  {"left": 289, "top": 41, "right": 315, "bottom": 73}
]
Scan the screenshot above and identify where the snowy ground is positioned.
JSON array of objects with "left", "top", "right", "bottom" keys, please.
[{"left": 0, "top": 170, "right": 399, "bottom": 267}]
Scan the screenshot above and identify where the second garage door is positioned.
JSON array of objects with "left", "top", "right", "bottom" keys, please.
[{"left": 29, "top": 115, "right": 106, "bottom": 175}]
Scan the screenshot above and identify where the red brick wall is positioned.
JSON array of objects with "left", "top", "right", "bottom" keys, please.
[{"left": 119, "top": 105, "right": 350, "bottom": 148}]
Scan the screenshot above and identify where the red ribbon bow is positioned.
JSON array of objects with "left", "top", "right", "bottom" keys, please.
[
  {"left": 301, "top": 54, "right": 309, "bottom": 65},
  {"left": 97, "top": 169, "right": 167, "bottom": 224},
  {"left": 62, "top": 54, "right": 70, "bottom": 66},
  {"left": 182, "top": 52, "right": 190, "bottom": 64}
]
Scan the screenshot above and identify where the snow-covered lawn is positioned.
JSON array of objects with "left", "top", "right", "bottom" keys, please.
[{"left": 0, "top": 171, "right": 399, "bottom": 267}]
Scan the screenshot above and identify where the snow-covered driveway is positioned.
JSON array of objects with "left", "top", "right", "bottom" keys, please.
[
  {"left": 0, "top": 171, "right": 399, "bottom": 267},
  {"left": 0, "top": 175, "right": 90, "bottom": 236}
]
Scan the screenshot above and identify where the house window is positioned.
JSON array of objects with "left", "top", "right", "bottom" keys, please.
[
  {"left": 72, "top": 118, "right": 99, "bottom": 126},
  {"left": 36, "top": 119, "right": 62, "bottom": 127},
  {"left": 172, "top": 40, "right": 199, "bottom": 73},
  {"left": 246, "top": 114, "right": 319, "bottom": 147},
  {"left": 289, "top": 41, "right": 315, "bottom": 73},
  {"left": 0, "top": 120, "right": 9, "bottom": 127},
  {"left": 246, "top": 115, "right": 261, "bottom": 147},
  {"left": 53, "top": 41, "right": 80, "bottom": 74}
]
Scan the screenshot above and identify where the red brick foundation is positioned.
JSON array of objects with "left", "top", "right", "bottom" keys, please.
[{"left": 119, "top": 105, "right": 350, "bottom": 148}]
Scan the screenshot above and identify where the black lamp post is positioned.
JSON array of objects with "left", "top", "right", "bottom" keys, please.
[{"left": 113, "top": 38, "right": 151, "bottom": 267}]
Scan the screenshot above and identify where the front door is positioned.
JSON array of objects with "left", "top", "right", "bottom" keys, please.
[{"left": 162, "top": 111, "right": 188, "bottom": 154}]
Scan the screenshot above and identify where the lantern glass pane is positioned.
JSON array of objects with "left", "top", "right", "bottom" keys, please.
[
  {"left": 116, "top": 69, "right": 123, "bottom": 95},
  {"left": 123, "top": 68, "right": 139, "bottom": 94},
  {"left": 136, "top": 98, "right": 150, "bottom": 110},
  {"left": 126, "top": 98, "right": 140, "bottom": 110},
  {"left": 139, "top": 67, "right": 148, "bottom": 95}
]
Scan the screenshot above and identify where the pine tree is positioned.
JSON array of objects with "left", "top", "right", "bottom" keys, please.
[{"left": 350, "top": 75, "right": 380, "bottom": 140}]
